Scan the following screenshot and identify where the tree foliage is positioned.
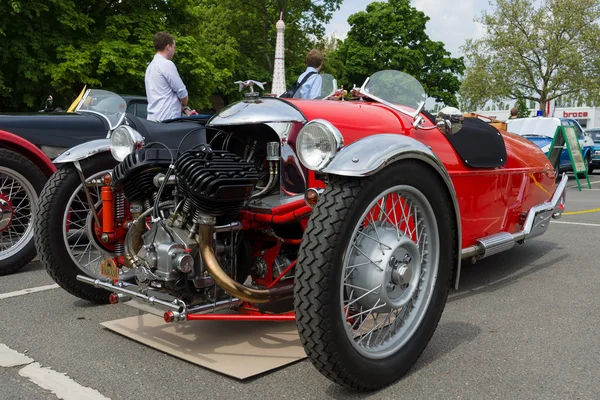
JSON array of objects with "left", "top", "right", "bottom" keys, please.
[
  {"left": 460, "top": 0, "right": 600, "bottom": 116},
  {"left": 0, "top": 0, "right": 238, "bottom": 111},
  {"left": 0, "top": 0, "right": 466, "bottom": 112},
  {"left": 515, "top": 95, "right": 530, "bottom": 118},
  {"left": 333, "top": 0, "right": 465, "bottom": 107}
]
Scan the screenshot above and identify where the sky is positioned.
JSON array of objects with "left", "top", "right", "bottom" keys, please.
[{"left": 324, "top": 0, "right": 490, "bottom": 58}]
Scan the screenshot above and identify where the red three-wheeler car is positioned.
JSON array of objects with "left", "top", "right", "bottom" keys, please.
[{"left": 35, "top": 70, "right": 567, "bottom": 391}]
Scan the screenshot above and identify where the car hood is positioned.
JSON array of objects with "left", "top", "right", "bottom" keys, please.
[
  {"left": 520, "top": 136, "right": 553, "bottom": 153},
  {"left": 0, "top": 112, "right": 108, "bottom": 148}
]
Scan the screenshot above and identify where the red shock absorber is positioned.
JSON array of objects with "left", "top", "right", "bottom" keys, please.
[{"left": 101, "top": 184, "right": 115, "bottom": 239}]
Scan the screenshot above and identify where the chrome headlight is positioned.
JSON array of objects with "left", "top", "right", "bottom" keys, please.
[
  {"left": 296, "top": 119, "right": 344, "bottom": 171},
  {"left": 110, "top": 125, "right": 144, "bottom": 162}
]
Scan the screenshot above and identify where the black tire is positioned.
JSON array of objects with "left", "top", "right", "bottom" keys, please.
[
  {"left": 34, "top": 152, "right": 118, "bottom": 303},
  {"left": 294, "top": 160, "right": 455, "bottom": 391},
  {"left": 0, "top": 148, "right": 47, "bottom": 276}
]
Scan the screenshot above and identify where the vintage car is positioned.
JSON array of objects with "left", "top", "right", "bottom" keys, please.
[
  {"left": 0, "top": 89, "right": 210, "bottom": 276},
  {"left": 584, "top": 127, "right": 600, "bottom": 173},
  {"left": 34, "top": 71, "right": 567, "bottom": 391},
  {"left": 506, "top": 117, "right": 594, "bottom": 174}
]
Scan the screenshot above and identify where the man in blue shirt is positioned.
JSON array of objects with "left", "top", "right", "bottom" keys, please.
[
  {"left": 144, "top": 32, "right": 196, "bottom": 122},
  {"left": 294, "top": 49, "right": 324, "bottom": 99}
]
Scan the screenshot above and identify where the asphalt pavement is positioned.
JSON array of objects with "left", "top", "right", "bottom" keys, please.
[{"left": 1, "top": 173, "right": 599, "bottom": 400}]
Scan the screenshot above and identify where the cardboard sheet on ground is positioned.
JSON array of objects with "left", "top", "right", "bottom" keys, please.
[{"left": 100, "top": 312, "right": 306, "bottom": 379}]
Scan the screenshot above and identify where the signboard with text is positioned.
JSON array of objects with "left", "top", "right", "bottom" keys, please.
[{"left": 548, "top": 125, "right": 591, "bottom": 191}]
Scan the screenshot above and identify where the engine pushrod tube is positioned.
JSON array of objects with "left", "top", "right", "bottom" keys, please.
[
  {"left": 198, "top": 223, "right": 294, "bottom": 303},
  {"left": 75, "top": 275, "right": 184, "bottom": 312}
]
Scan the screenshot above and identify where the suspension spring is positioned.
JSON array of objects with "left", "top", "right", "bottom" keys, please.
[
  {"left": 144, "top": 199, "right": 152, "bottom": 210},
  {"left": 115, "top": 192, "right": 125, "bottom": 222}
]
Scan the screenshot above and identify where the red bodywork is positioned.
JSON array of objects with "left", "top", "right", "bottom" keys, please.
[
  {"left": 287, "top": 99, "right": 556, "bottom": 249},
  {"left": 0, "top": 129, "right": 56, "bottom": 177},
  {"left": 100, "top": 98, "right": 556, "bottom": 322}
]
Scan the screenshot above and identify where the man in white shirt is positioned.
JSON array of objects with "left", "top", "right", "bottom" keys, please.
[
  {"left": 294, "top": 49, "right": 323, "bottom": 99},
  {"left": 144, "top": 32, "right": 196, "bottom": 122}
]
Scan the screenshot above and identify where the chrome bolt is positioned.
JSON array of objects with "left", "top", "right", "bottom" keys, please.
[
  {"left": 352, "top": 157, "right": 359, "bottom": 163},
  {"left": 403, "top": 254, "right": 412, "bottom": 264},
  {"left": 386, "top": 283, "right": 395, "bottom": 292},
  {"left": 101, "top": 233, "right": 110, "bottom": 243}
]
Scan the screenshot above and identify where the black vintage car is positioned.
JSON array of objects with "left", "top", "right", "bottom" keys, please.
[{"left": 0, "top": 88, "right": 211, "bottom": 276}]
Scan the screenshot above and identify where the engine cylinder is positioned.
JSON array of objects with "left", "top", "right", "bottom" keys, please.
[
  {"left": 112, "top": 147, "right": 173, "bottom": 202},
  {"left": 174, "top": 145, "right": 259, "bottom": 224}
]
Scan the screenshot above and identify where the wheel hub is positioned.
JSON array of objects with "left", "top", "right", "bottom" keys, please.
[
  {"left": 0, "top": 195, "right": 14, "bottom": 232},
  {"left": 348, "top": 223, "right": 421, "bottom": 313}
]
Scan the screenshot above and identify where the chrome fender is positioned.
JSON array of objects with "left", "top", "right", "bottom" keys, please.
[
  {"left": 322, "top": 134, "right": 463, "bottom": 289},
  {"left": 53, "top": 139, "right": 111, "bottom": 164}
]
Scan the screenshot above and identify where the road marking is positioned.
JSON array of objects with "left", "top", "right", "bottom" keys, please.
[
  {"left": 0, "top": 343, "right": 111, "bottom": 400},
  {"left": 552, "top": 221, "right": 600, "bottom": 227},
  {"left": 0, "top": 344, "right": 34, "bottom": 367},
  {"left": 563, "top": 207, "right": 600, "bottom": 215},
  {"left": 19, "top": 362, "right": 111, "bottom": 400},
  {"left": 0, "top": 284, "right": 59, "bottom": 300},
  {"left": 568, "top": 179, "right": 600, "bottom": 187}
]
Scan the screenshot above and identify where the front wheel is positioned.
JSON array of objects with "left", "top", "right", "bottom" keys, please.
[
  {"left": 294, "top": 160, "right": 455, "bottom": 391},
  {"left": 34, "top": 152, "right": 128, "bottom": 304}
]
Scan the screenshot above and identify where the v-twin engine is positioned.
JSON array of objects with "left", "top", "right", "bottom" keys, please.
[{"left": 111, "top": 144, "right": 264, "bottom": 304}]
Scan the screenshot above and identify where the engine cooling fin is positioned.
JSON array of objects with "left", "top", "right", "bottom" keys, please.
[
  {"left": 112, "top": 147, "right": 173, "bottom": 201},
  {"left": 174, "top": 145, "right": 260, "bottom": 224}
]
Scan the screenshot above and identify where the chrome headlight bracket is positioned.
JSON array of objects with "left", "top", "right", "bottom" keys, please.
[{"left": 296, "top": 119, "right": 344, "bottom": 171}]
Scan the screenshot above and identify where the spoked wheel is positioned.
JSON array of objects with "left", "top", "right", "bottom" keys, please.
[
  {"left": 35, "top": 152, "right": 132, "bottom": 303},
  {"left": 295, "top": 161, "right": 455, "bottom": 391},
  {"left": 0, "top": 149, "right": 47, "bottom": 276}
]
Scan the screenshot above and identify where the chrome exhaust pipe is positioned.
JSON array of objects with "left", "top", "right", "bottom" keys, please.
[{"left": 461, "top": 174, "right": 568, "bottom": 263}]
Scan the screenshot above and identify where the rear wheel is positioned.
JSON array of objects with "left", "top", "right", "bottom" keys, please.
[
  {"left": 294, "top": 161, "right": 455, "bottom": 391},
  {"left": 35, "top": 152, "right": 131, "bottom": 303},
  {"left": 0, "top": 149, "right": 47, "bottom": 276}
]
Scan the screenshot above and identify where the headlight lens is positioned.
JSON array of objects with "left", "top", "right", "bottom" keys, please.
[
  {"left": 110, "top": 125, "right": 144, "bottom": 162},
  {"left": 296, "top": 119, "right": 343, "bottom": 171}
]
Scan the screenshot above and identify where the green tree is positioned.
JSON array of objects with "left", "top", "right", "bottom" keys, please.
[
  {"left": 0, "top": 0, "right": 238, "bottom": 111},
  {"left": 214, "top": 0, "right": 343, "bottom": 103},
  {"left": 515, "top": 95, "right": 530, "bottom": 118},
  {"left": 460, "top": 0, "right": 600, "bottom": 117},
  {"left": 335, "top": 0, "right": 464, "bottom": 106}
]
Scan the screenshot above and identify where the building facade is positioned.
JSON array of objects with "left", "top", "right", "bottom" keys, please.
[{"left": 471, "top": 106, "right": 600, "bottom": 129}]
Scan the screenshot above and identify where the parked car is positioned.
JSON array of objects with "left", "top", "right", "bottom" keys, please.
[
  {"left": 584, "top": 127, "right": 600, "bottom": 173},
  {"left": 506, "top": 117, "right": 594, "bottom": 174},
  {"left": 35, "top": 70, "right": 567, "bottom": 391},
  {"left": 0, "top": 88, "right": 210, "bottom": 275}
]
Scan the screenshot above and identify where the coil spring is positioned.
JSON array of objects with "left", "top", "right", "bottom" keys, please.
[
  {"left": 144, "top": 199, "right": 152, "bottom": 210},
  {"left": 115, "top": 192, "right": 125, "bottom": 222},
  {"left": 182, "top": 199, "right": 192, "bottom": 215},
  {"left": 193, "top": 209, "right": 203, "bottom": 223},
  {"left": 114, "top": 243, "right": 124, "bottom": 256}
]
